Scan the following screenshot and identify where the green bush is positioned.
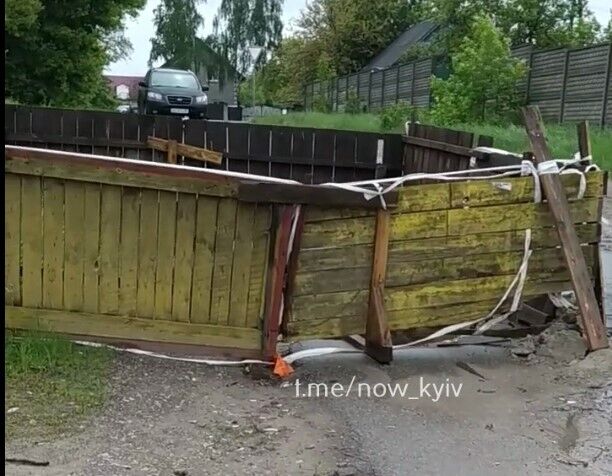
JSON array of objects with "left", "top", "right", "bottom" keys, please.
[
  {"left": 345, "top": 88, "right": 361, "bottom": 114},
  {"left": 430, "top": 15, "right": 526, "bottom": 125},
  {"left": 312, "top": 93, "right": 332, "bottom": 113},
  {"left": 378, "top": 101, "right": 421, "bottom": 131}
]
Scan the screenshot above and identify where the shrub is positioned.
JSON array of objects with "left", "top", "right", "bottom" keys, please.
[
  {"left": 312, "top": 93, "right": 332, "bottom": 113},
  {"left": 430, "top": 15, "right": 526, "bottom": 125},
  {"left": 378, "top": 101, "right": 420, "bottom": 131},
  {"left": 345, "top": 88, "right": 361, "bottom": 114}
]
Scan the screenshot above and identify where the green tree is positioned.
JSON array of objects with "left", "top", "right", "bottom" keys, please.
[
  {"left": 430, "top": 15, "right": 526, "bottom": 124},
  {"left": 5, "top": 0, "right": 145, "bottom": 108},
  {"left": 149, "top": 0, "right": 204, "bottom": 69},
  {"left": 297, "top": 0, "right": 425, "bottom": 75},
  {"left": 213, "top": 0, "right": 283, "bottom": 75},
  {"left": 605, "top": 10, "right": 612, "bottom": 42}
]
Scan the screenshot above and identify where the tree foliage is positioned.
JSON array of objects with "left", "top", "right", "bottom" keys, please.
[
  {"left": 5, "top": 0, "right": 145, "bottom": 108},
  {"left": 213, "top": 0, "right": 283, "bottom": 75},
  {"left": 149, "top": 0, "right": 204, "bottom": 70},
  {"left": 430, "top": 15, "right": 526, "bottom": 124},
  {"left": 297, "top": 0, "right": 425, "bottom": 75}
]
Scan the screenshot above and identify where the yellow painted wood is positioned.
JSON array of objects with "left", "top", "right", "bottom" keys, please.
[
  {"left": 298, "top": 244, "right": 373, "bottom": 273},
  {"left": 286, "top": 315, "right": 365, "bottom": 339},
  {"left": 98, "top": 185, "right": 122, "bottom": 314},
  {"left": 119, "top": 187, "right": 141, "bottom": 316},
  {"left": 384, "top": 272, "right": 577, "bottom": 311},
  {"left": 447, "top": 198, "right": 600, "bottom": 236},
  {"left": 245, "top": 205, "right": 272, "bottom": 328},
  {"left": 83, "top": 183, "right": 101, "bottom": 313},
  {"left": 5, "top": 174, "right": 21, "bottom": 305},
  {"left": 154, "top": 191, "right": 177, "bottom": 319},
  {"left": 190, "top": 195, "right": 219, "bottom": 324},
  {"left": 387, "top": 300, "right": 501, "bottom": 331},
  {"left": 305, "top": 207, "right": 374, "bottom": 223},
  {"left": 228, "top": 203, "right": 256, "bottom": 327},
  {"left": 172, "top": 193, "right": 197, "bottom": 322},
  {"left": 390, "top": 209, "right": 448, "bottom": 241},
  {"left": 388, "top": 224, "right": 599, "bottom": 263},
  {"left": 450, "top": 170, "right": 604, "bottom": 208},
  {"left": 294, "top": 267, "right": 371, "bottom": 296},
  {"left": 210, "top": 199, "right": 238, "bottom": 325},
  {"left": 42, "top": 178, "right": 65, "bottom": 309},
  {"left": 6, "top": 155, "right": 238, "bottom": 199},
  {"left": 386, "top": 245, "right": 597, "bottom": 287},
  {"left": 396, "top": 182, "right": 451, "bottom": 212},
  {"left": 136, "top": 190, "right": 159, "bottom": 317},
  {"left": 63, "top": 181, "right": 86, "bottom": 311},
  {"left": 301, "top": 216, "right": 376, "bottom": 248},
  {"left": 6, "top": 306, "right": 261, "bottom": 350},
  {"left": 291, "top": 290, "right": 369, "bottom": 321}
]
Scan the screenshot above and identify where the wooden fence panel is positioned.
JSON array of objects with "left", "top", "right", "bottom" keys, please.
[
  {"left": 5, "top": 154, "right": 270, "bottom": 351},
  {"left": 285, "top": 171, "right": 605, "bottom": 339}
]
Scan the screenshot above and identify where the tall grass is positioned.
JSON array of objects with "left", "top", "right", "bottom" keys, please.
[
  {"left": 5, "top": 331, "right": 112, "bottom": 439},
  {"left": 253, "top": 112, "right": 612, "bottom": 170}
]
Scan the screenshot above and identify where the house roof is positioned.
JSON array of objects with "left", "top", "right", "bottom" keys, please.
[
  {"left": 105, "top": 75, "right": 143, "bottom": 101},
  {"left": 362, "top": 21, "right": 440, "bottom": 71},
  {"left": 162, "top": 38, "right": 243, "bottom": 81}
]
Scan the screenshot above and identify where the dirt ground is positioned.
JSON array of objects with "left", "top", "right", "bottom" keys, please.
[
  {"left": 5, "top": 185, "right": 611, "bottom": 476},
  {"left": 5, "top": 331, "right": 612, "bottom": 476}
]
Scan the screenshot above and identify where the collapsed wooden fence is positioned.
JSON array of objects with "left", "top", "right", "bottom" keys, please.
[{"left": 4, "top": 144, "right": 606, "bottom": 358}]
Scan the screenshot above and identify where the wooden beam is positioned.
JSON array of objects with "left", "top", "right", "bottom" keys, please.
[
  {"left": 577, "top": 121, "right": 592, "bottom": 159},
  {"left": 147, "top": 136, "right": 222, "bottom": 164},
  {"left": 238, "top": 182, "right": 398, "bottom": 209},
  {"left": 281, "top": 208, "right": 305, "bottom": 335},
  {"left": 402, "top": 135, "right": 473, "bottom": 157},
  {"left": 5, "top": 306, "right": 261, "bottom": 350},
  {"left": 365, "top": 209, "right": 393, "bottom": 363},
  {"left": 262, "top": 206, "right": 295, "bottom": 360},
  {"left": 522, "top": 106, "right": 608, "bottom": 351},
  {"left": 167, "top": 139, "right": 178, "bottom": 164}
]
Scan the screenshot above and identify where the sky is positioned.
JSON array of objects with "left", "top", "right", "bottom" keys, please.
[{"left": 106, "top": 0, "right": 612, "bottom": 76}]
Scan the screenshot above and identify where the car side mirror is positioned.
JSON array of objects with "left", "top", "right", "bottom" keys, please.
[
  {"left": 138, "top": 81, "right": 147, "bottom": 88},
  {"left": 202, "top": 85, "right": 209, "bottom": 92}
]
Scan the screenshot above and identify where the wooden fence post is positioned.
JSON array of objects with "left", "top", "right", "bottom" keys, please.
[
  {"left": 601, "top": 43, "right": 612, "bottom": 128},
  {"left": 365, "top": 209, "right": 393, "bottom": 363},
  {"left": 262, "top": 205, "right": 295, "bottom": 361},
  {"left": 522, "top": 107, "right": 608, "bottom": 351}
]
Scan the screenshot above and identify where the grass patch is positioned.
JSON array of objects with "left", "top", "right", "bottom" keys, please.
[
  {"left": 5, "top": 331, "right": 113, "bottom": 440},
  {"left": 253, "top": 112, "right": 612, "bottom": 170}
]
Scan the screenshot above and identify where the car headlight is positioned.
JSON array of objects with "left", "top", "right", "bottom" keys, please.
[
  {"left": 147, "top": 91, "right": 163, "bottom": 101},
  {"left": 195, "top": 94, "right": 208, "bottom": 104}
]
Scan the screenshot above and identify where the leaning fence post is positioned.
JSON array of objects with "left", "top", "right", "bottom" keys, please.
[
  {"left": 522, "top": 106, "right": 608, "bottom": 351},
  {"left": 262, "top": 205, "right": 296, "bottom": 361},
  {"left": 365, "top": 209, "right": 393, "bottom": 363}
]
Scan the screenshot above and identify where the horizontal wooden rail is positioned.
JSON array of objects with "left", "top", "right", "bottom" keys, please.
[
  {"left": 5, "top": 146, "right": 394, "bottom": 209},
  {"left": 402, "top": 135, "right": 474, "bottom": 157}
]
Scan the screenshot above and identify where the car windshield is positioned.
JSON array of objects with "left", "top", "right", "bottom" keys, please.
[{"left": 150, "top": 71, "right": 199, "bottom": 89}]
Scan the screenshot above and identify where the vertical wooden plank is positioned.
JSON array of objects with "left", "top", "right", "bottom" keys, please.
[
  {"left": 119, "top": 187, "right": 141, "bottom": 316},
  {"left": 172, "top": 193, "right": 197, "bottom": 322},
  {"left": 154, "top": 191, "right": 177, "bottom": 319},
  {"left": 98, "top": 185, "right": 121, "bottom": 314},
  {"left": 246, "top": 205, "right": 272, "bottom": 328},
  {"left": 64, "top": 181, "right": 86, "bottom": 311},
  {"left": 262, "top": 206, "right": 295, "bottom": 360},
  {"left": 228, "top": 203, "right": 256, "bottom": 327},
  {"left": 167, "top": 139, "right": 178, "bottom": 164},
  {"left": 365, "top": 209, "right": 393, "bottom": 364},
  {"left": 83, "top": 183, "right": 101, "bottom": 313},
  {"left": 190, "top": 196, "right": 219, "bottom": 323},
  {"left": 210, "top": 199, "right": 238, "bottom": 325},
  {"left": 42, "top": 178, "right": 65, "bottom": 310},
  {"left": 137, "top": 189, "right": 159, "bottom": 317},
  {"left": 21, "top": 176, "right": 43, "bottom": 308},
  {"left": 5, "top": 175, "right": 22, "bottom": 305},
  {"left": 523, "top": 106, "right": 608, "bottom": 351}
]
